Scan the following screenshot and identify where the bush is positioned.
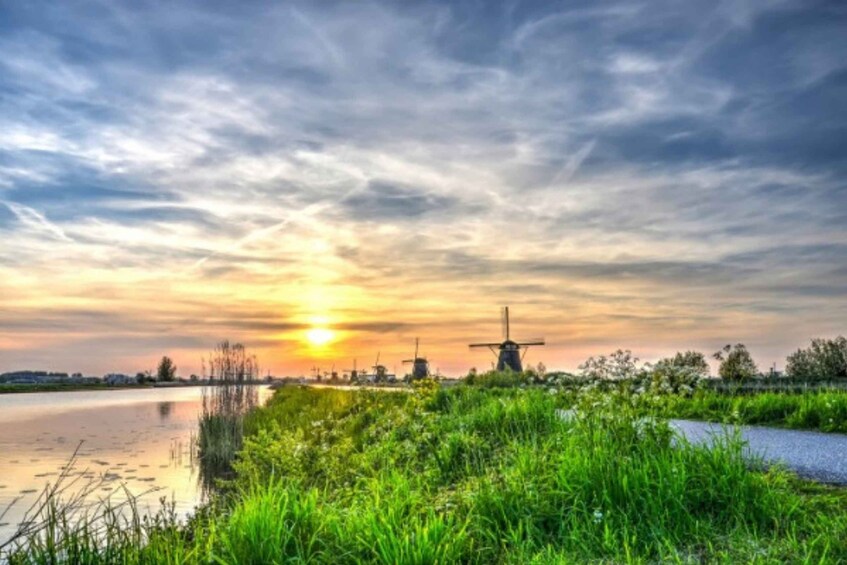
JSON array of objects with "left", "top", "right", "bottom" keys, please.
[
  {"left": 786, "top": 337, "right": 847, "bottom": 381},
  {"left": 637, "top": 364, "right": 702, "bottom": 397},
  {"left": 578, "top": 349, "right": 641, "bottom": 380},
  {"left": 657, "top": 350, "right": 710, "bottom": 376},
  {"left": 465, "top": 368, "right": 537, "bottom": 388}
]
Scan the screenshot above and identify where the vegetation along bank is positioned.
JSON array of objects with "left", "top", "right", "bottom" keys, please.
[{"left": 5, "top": 381, "right": 847, "bottom": 563}]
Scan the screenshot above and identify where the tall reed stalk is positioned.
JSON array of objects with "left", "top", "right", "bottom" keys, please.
[{"left": 197, "top": 340, "right": 260, "bottom": 487}]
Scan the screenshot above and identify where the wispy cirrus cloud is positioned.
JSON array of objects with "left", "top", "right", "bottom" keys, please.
[{"left": 0, "top": 0, "right": 845, "bottom": 375}]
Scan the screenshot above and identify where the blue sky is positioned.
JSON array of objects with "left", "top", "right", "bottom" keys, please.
[{"left": 0, "top": 0, "right": 845, "bottom": 376}]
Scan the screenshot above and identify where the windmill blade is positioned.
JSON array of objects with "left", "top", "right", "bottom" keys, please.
[
  {"left": 414, "top": 337, "right": 419, "bottom": 359},
  {"left": 501, "top": 306, "right": 510, "bottom": 340},
  {"left": 516, "top": 339, "right": 545, "bottom": 346},
  {"left": 402, "top": 359, "right": 414, "bottom": 364},
  {"left": 469, "top": 342, "right": 501, "bottom": 348}
]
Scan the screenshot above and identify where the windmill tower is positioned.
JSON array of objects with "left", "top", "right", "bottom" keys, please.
[
  {"left": 402, "top": 338, "right": 429, "bottom": 380},
  {"left": 469, "top": 307, "right": 545, "bottom": 372}
]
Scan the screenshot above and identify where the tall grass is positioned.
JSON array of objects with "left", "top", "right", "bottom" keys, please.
[
  {"left": 656, "top": 389, "right": 847, "bottom": 433},
  {"left": 5, "top": 385, "right": 847, "bottom": 563}
]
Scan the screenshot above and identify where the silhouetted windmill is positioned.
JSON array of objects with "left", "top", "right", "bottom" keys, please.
[
  {"left": 344, "top": 359, "right": 358, "bottom": 382},
  {"left": 402, "top": 338, "right": 429, "bottom": 380},
  {"left": 469, "top": 307, "right": 545, "bottom": 372},
  {"left": 371, "top": 351, "right": 387, "bottom": 383}
]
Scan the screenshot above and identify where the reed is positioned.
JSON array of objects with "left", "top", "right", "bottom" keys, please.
[{"left": 197, "top": 341, "right": 260, "bottom": 486}]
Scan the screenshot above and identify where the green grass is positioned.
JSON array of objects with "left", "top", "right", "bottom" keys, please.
[
  {"left": 654, "top": 389, "right": 847, "bottom": 433},
  {"left": 5, "top": 384, "right": 847, "bottom": 563}
]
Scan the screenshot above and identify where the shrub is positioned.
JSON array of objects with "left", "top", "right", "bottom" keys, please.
[
  {"left": 657, "top": 350, "right": 710, "bottom": 376},
  {"left": 465, "top": 368, "right": 535, "bottom": 388},
  {"left": 578, "top": 349, "right": 641, "bottom": 380},
  {"left": 638, "top": 363, "right": 702, "bottom": 396}
]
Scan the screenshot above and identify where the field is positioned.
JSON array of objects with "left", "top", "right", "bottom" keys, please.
[{"left": 4, "top": 382, "right": 847, "bottom": 563}]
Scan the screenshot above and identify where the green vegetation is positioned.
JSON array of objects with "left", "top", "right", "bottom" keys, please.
[
  {"left": 654, "top": 389, "right": 847, "bottom": 433},
  {"left": 787, "top": 336, "right": 847, "bottom": 380},
  {"left": 6, "top": 383, "right": 847, "bottom": 563},
  {"left": 714, "top": 343, "right": 759, "bottom": 381},
  {"left": 197, "top": 340, "right": 260, "bottom": 485}
]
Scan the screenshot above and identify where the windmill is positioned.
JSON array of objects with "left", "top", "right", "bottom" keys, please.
[
  {"left": 344, "top": 359, "right": 358, "bottom": 382},
  {"left": 469, "top": 307, "right": 545, "bottom": 372},
  {"left": 402, "top": 338, "right": 429, "bottom": 380},
  {"left": 372, "top": 351, "right": 386, "bottom": 383}
]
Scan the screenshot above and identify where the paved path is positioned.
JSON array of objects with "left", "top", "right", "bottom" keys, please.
[{"left": 670, "top": 420, "right": 847, "bottom": 485}]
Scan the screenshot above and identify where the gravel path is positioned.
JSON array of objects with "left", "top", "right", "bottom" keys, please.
[{"left": 670, "top": 420, "right": 847, "bottom": 485}]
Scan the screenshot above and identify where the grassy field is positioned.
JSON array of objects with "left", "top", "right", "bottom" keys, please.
[{"left": 4, "top": 383, "right": 847, "bottom": 563}]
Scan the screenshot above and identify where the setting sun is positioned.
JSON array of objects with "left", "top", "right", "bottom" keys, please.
[{"left": 305, "top": 327, "right": 335, "bottom": 347}]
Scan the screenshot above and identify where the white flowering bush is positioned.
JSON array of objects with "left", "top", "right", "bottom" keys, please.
[{"left": 579, "top": 349, "right": 642, "bottom": 381}]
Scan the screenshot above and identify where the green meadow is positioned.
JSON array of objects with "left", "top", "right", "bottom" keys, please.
[{"left": 5, "top": 382, "right": 847, "bottom": 564}]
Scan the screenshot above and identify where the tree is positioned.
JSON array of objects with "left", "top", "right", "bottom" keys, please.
[
  {"left": 157, "top": 356, "right": 177, "bottom": 382},
  {"left": 786, "top": 337, "right": 847, "bottom": 380},
  {"left": 713, "top": 344, "right": 758, "bottom": 381}
]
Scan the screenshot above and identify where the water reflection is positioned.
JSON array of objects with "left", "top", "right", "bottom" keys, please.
[
  {"left": 158, "top": 401, "right": 174, "bottom": 420},
  {"left": 0, "top": 386, "right": 273, "bottom": 543}
]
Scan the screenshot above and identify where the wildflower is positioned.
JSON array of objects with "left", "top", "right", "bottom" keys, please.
[
  {"left": 556, "top": 408, "right": 577, "bottom": 423},
  {"left": 593, "top": 509, "right": 603, "bottom": 524}
]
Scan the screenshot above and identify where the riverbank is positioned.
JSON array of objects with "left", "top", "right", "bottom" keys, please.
[
  {"left": 4, "top": 383, "right": 847, "bottom": 563},
  {"left": 0, "top": 381, "right": 271, "bottom": 394}
]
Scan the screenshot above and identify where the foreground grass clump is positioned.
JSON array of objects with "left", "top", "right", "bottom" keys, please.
[
  {"left": 655, "top": 389, "right": 847, "bottom": 433},
  {"left": 6, "top": 385, "right": 847, "bottom": 563}
]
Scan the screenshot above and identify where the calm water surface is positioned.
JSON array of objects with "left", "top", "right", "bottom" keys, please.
[{"left": 0, "top": 386, "right": 273, "bottom": 543}]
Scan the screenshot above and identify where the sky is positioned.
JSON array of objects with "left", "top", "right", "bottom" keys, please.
[{"left": 1, "top": 0, "right": 845, "bottom": 377}]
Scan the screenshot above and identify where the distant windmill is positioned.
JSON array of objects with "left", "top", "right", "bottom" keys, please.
[
  {"left": 372, "top": 351, "right": 387, "bottom": 383},
  {"left": 469, "top": 307, "right": 545, "bottom": 372},
  {"left": 402, "top": 338, "right": 430, "bottom": 380},
  {"left": 344, "top": 359, "right": 358, "bottom": 381}
]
